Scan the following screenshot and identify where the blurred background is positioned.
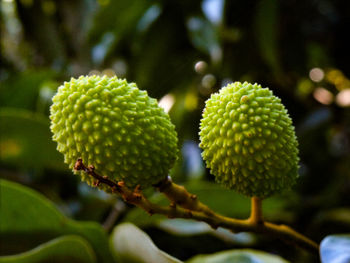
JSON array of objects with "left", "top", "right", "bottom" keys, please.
[{"left": 1, "top": 0, "right": 350, "bottom": 262}]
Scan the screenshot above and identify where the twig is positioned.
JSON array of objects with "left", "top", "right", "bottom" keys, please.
[
  {"left": 103, "top": 200, "right": 126, "bottom": 232},
  {"left": 74, "top": 158, "right": 121, "bottom": 192},
  {"left": 74, "top": 158, "right": 320, "bottom": 255},
  {"left": 155, "top": 176, "right": 215, "bottom": 216}
]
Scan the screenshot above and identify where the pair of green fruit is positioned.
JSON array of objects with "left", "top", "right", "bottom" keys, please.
[{"left": 50, "top": 76, "right": 299, "bottom": 198}]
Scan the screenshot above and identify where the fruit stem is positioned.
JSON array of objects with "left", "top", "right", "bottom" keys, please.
[{"left": 249, "top": 196, "right": 263, "bottom": 225}]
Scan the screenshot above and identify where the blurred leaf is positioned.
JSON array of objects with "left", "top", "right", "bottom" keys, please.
[
  {"left": 159, "top": 219, "right": 210, "bottom": 236},
  {"left": 0, "top": 108, "right": 65, "bottom": 170},
  {"left": 316, "top": 208, "right": 350, "bottom": 227},
  {"left": 0, "top": 235, "right": 96, "bottom": 263},
  {"left": 109, "top": 222, "right": 182, "bottom": 263},
  {"left": 0, "top": 179, "right": 113, "bottom": 262},
  {"left": 186, "top": 16, "right": 221, "bottom": 63},
  {"left": 15, "top": 0, "right": 66, "bottom": 66},
  {"left": 158, "top": 219, "right": 255, "bottom": 246},
  {"left": 75, "top": 183, "right": 116, "bottom": 221},
  {"left": 186, "top": 249, "right": 289, "bottom": 263},
  {"left": 36, "top": 80, "right": 58, "bottom": 115},
  {"left": 254, "top": 0, "right": 281, "bottom": 74},
  {"left": 320, "top": 234, "right": 350, "bottom": 263},
  {"left": 91, "top": 32, "right": 115, "bottom": 65},
  {"left": 201, "top": 0, "right": 224, "bottom": 25},
  {"left": 124, "top": 181, "right": 289, "bottom": 227},
  {"left": 130, "top": 13, "right": 197, "bottom": 99},
  {"left": 136, "top": 4, "right": 162, "bottom": 32},
  {"left": 89, "top": 0, "right": 152, "bottom": 53},
  {"left": 0, "top": 70, "right": 56, "bottom": 111},
  {"left": 306, "top": 42, "right": 330, "bottom": 69}
]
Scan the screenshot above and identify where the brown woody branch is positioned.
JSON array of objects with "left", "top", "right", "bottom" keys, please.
[
  {"left": 74, "top": 158, "right": 319, "bottom": 255},
  {"left": 155, "top": 176, "right": 215, "bottom": 216}
]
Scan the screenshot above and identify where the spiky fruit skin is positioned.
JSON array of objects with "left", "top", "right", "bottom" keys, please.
[
  {"left": 50, "top": 75, "right": 178, "bottom": 190},
  {"left": 199, "top": 82, "right": 299, "bottom": 198}
]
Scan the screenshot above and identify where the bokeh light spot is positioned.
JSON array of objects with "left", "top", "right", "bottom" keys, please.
[
  {"left": 297, "top": 78, "right": 313, "bottom": 97},
  {"left": 102, "top": 68, "right": 116, "bottom": 77},
  {"left": 336, "top": 89, "right": 350, "bottom": 107},
  {"left": 112, "top": 60, "right": 127, "bottom": 77},
  {"left": 309, "top": 68, "right": 324, "bottom": 82},
  {"left": 185, "top": 92, "right": 198, "bottom": 111},
  {"left": 88, "top": 70, "right": 101, "bottom": 76},
  {"left": 201, "top": 74, "right": 216, "bottom": 89},
  {"left": 313, "top": 87, "right": 333, "bottom": 105},
  {"left": 0, "top": 139, "right": 21, "bottom": 159},
  {"left": 194, "top": 61, "right": 207, "bottom": 74},
  {"left": 158, "top": 94, "right": 175, "bottom": 113}
]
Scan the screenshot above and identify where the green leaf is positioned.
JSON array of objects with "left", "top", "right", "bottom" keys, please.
[
  {"left": 0, "top": 235, "right": 96, "bottom": 263},
  {"left": 0, "top": 70, "right": 56, "bottom": 111},
  {"left": 0, "top": 179, "right": 114, "bottom": 263},
  {"left": 89, "top": 0, "right": 152, "bottom": 56},
  {"left": 314, "top": 208, "right": 350, "bottom": 227},
  {"left": 320, "top": 234, "right": 350, "bottom": 263},
  {"left": 0, "top": 108, "right": 65, "bottom": 171},
  {"left": 109, "top": 223, "right": 183, "bottom": 263},
  {"left": 186, "top": 249, "right": 289, "bottom": 263},
  {"left": 124, "top": 181, "right": 289, "bottom": 227},
  {"left": 186, "top": 16, "right": 221, "bottom": 63},
  {"left": 254, "top": 0, "right": 281, "bottom": 75},
  {"left": 130, "top": 17, "right": 197, "bottom": 99},
  {"left": 36, "top": 80, "right": 59, "bottom": 115}
]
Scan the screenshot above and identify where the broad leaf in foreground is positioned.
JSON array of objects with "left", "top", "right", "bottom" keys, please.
[
  {"left": 110, "top": 223, "right": 182, "bottom": 263},
  {"left": 0, "top": 179, "right": 113, "bottom": 263},
  {"left": 0, "top": 235, "right": 96, "bottom": 263},
  {"left": 186, "top": 249, "right": 289, "bottom": 263}
]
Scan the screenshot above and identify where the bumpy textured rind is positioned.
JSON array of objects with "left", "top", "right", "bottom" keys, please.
[
  {"left": 199, "top": 82, "right": 299, "bottom": 198},
  {"left": 50, "top": 75, "right": 178, "bottom": 190}
]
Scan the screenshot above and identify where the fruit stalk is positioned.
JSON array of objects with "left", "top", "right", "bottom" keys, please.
[{"left": 249, "top": 196, "right": 263, "bottom": 225}]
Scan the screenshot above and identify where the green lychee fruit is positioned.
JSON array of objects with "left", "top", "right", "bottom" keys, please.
[
  {"left": 50, "top": 75, "right": 178, "bottom": 190},
  {"left": 199, "top": 82, "right": 299, "bottom": 198}
]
